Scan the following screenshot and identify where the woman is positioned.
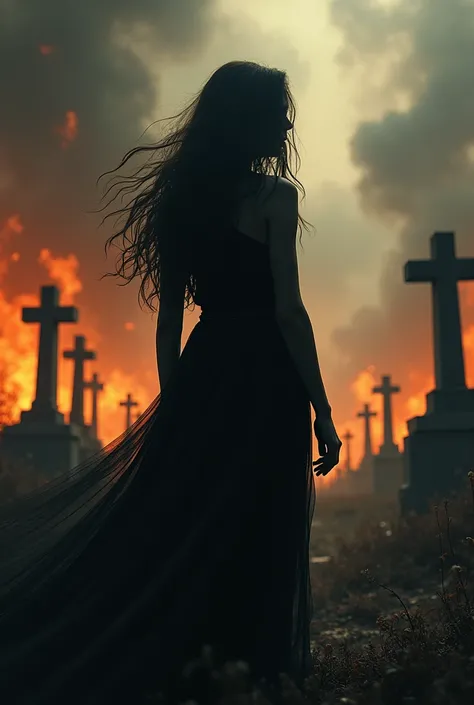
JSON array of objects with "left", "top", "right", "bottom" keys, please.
[{"left": 0, "top": 61, "right": 341, "bottom": 704}]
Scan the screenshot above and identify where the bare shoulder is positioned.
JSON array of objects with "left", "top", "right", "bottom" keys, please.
[{"left": 258, "top": 175, "right": 298, "bottom": 219}]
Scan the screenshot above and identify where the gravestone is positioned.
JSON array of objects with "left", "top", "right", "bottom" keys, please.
[
  {"left": 1, "top": 286, "right": 81, "bottom": 478},
  {"left": 339, "top": 429, "right": 357, "bottom": 495},
  {"left": 343, "top": 429, "right": 354, "bottom": 473},
  {"left": 356, "top": 403, "right": 377, "bottom": 494},
  {"left": 63, "top": 335, "right": 96, "bottom": 426},
  {"left": 372, "top": 374, "right": 404, "bottom": 497},
  {"left": 83, "top": 372, "right": 104, "bottom": 441},
  {"left": 401, "top": 231, "right": 474, "bottom": 513},
  {"left": 120, "top": 393, "right": 138, "bottom": 432},
  {"left": 63, "top": 336, "right": 101, "bottom": 462}
]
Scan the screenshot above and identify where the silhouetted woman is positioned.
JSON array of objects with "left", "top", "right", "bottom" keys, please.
[{"left": 0, "top": 61, "right": 341, "bottom": 704}]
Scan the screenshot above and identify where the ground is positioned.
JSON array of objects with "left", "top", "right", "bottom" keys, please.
[{"left": 161, "top": 480, "right": 474, "bottom": 704}]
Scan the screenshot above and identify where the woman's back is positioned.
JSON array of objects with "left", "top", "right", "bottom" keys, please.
[{"left": 191, "top": 174, "right": 281, "bottom": 315}]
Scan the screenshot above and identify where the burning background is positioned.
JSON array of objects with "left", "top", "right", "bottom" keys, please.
[{"left": 1, "top": 0, "right": 474, "bottom": 486}]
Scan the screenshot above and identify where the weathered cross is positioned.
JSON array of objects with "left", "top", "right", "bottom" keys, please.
[
  {"left": 84, "top": 372, "right": 104, "bottom": 439},
  {"left": 405, "top": 232, "right": 474, "bottom": 390},
  {"left": 22, "top": 285, "right": 77, "bottom": 418},
  {"left": 120, "top": 393, "right": 138, "bottom": 430},
  {"left": 372, "top": 374, "right": 400, "bottom": 450},
  {"left": 357, "top": 403, "right": 377, "bottom": 458},
  {"left": 342, "top": 429, "right": 354, "bottom": 472},
  {"left": 63, "top": 335, "right": 96, "bottom": 426}
]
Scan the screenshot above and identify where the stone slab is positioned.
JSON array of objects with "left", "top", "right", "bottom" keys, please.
[
  {"left": 373, "top": 452, "right": 404, "bottom": 497},
  {"left": 1, "top": 421, "right": 82, "bottom": 480},
  {"left": 400, "top": 425, "right": 474, "bottom": 514}
]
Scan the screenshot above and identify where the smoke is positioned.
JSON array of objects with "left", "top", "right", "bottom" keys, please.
[
  {"left": 327, "top": 0, "right": 474, "bottom": 423},
  {"left": 0, "top": 0, "right": 217, "bottom": 347}
]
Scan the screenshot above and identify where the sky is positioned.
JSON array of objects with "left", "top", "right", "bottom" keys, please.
[{"left": 1, "top": 0, "right": 474, "bottom": 482}]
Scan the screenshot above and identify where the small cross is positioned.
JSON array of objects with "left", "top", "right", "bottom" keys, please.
[
  {"left": 63, "top": 335, "right": 96, "bottom": 426},
  {"left": 357, "top": 403, "right": 377, "bottom": 458},
  {"left": 342, "top": 429, "right": 354, "bottom": 472},
  {"left": 84, "top": 372, "right": 104, "bottom": 439},
  {"left": 120, "top": 393, "right": 138, "bottom": 430},
  {"left": 372, "top": 374, "right": 400, "bottom": 450}
]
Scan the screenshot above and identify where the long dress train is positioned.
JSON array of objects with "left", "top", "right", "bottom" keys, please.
[{"left": 0, "top": 228, "right": 316, "bottom": 704}]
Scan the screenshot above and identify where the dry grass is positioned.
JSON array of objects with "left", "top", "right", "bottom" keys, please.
[{"left": 149, "top": 474, "right": 474, "bottom": 705}]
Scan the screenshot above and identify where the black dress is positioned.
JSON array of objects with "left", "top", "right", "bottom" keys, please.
[{"left": 0, "top": 227, "right": 315, "bottom": 704}]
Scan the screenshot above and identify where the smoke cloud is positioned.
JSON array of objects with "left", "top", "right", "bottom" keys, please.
[
  {"left": 0, "top": 1, "right": 216, "bottom": 318},
  {"left": 327, "top": 0, "right": 474, "bottom": 429}
]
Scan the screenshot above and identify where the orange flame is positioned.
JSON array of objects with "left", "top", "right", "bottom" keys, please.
[
  {"left": 54, "top": 110, "right": 78, "bottom": 149},
  {"left": 38, "top": 248, "right": 82, "bottom": 305}
]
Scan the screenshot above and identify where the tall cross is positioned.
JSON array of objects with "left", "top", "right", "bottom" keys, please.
[
  {"left": 120, "top": 393, "right": 138, "bottom": 430},
  {"left": 405, "top": 231, "right": 474, "bottom": 390},
  {"left": 84, "top": 372, "right": 104, "bottom": 439},
  {"left": 372, "top": 374, "right": 400, "bottom": 450},
  {"left": 342, "top": 429, "right": 354, "bottom": 472},
  {"left": 22, "top": 285, "right": 77, "bottom": 418},
  {"left": 63, "top": 335, "right": 96, "bottom": 426},
  {"left": 357, "top": 403, "right": 377, "bottom": 459}
]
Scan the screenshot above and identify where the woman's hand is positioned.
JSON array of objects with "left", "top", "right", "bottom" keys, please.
[{"left": 312, "top": 415, "right": 342, "bottom": 476}]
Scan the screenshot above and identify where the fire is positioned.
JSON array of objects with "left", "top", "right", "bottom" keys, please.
[
  {"left": 1, "top": 210, "right": 473, "bottom": 480},
  {"left": 54, "top": 110, "right": 78, "bottom": 149},
  {"left": 92, "top": 369, "right": 151, "bottom": 445},
  {"left": 38, "top": 248, "right": 82, "bottom": 305},
  {"left": 351, "top": 365, "right": 377, "bottom": 402},
  {"left": 0, "top": 220, "right": 153, "bottom": 444},
  {"left": 3, "top": 214, "right": 24, "bottom": 236},
  {"left": 0, "top": 290, "right": 38, "bottom": 419}
]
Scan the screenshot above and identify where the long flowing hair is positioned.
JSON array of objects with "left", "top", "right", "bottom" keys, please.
[{"left": 95, "top": 61, "right": 310, "bottom": 313}]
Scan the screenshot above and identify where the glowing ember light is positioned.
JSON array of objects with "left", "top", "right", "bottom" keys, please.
[
  {"left": 54, "top": 110, "right": 78, "bottom": 149},
  {"left": 38, "top": 249, "right": 82, "bottom": 305}
]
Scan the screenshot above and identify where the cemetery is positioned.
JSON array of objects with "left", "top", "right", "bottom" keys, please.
[{"left": 1, "top": 230, "right": 473, "bottom": 703}]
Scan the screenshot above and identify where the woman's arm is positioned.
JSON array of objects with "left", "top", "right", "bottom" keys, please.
[{"left": 265, "top": 178, "right": 332, "bottom": 418}]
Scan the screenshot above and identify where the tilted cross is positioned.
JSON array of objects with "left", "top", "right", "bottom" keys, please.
[
  {"left": 120, "top": 393, "right": 138, "bottom": 430},
  {"left": 342, "top": 429, "right": 354, "bottom": 472},
  {"left": 372, "top": 374, "right": 400, "bottom": 449},
  {"left": 357, "top": 403, "right": 377, "bottom": 458},
  {"left": 63, "top": 335, "right": 96, "bottom": 426},
  {"left": 22, "top": 285, "right": 77, "bottom": 416},
  {"left": 84, "top": 372, "right": 104, "bottom": 439},
  {"left": 405, "top": 231, "right": 474, "bottom": 390}
]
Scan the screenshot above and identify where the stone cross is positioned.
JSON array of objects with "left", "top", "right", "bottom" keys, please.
[
  {"left": 372, "top": 374, "right": 400, "bottom": 452},
  {"left": 120, "top": 393, "right": 138, "bottom": 430},
  {"left": 22, "top": 285, "right": 77, "bottom": 419},
  {"left": 63, "top": 335, "right": 96, "bottom": 426},
  {"left": 342, "top": 429, "right": 354, "bottom": 472},
  {"left": 405, "top": 231, "right": 474, "bottom": 391},
  {"left": 357, "top": 403, "right": 377, "bottom": 458},
  {"left": 83, "top": 372, "right": 104, "bottom": 439}
]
